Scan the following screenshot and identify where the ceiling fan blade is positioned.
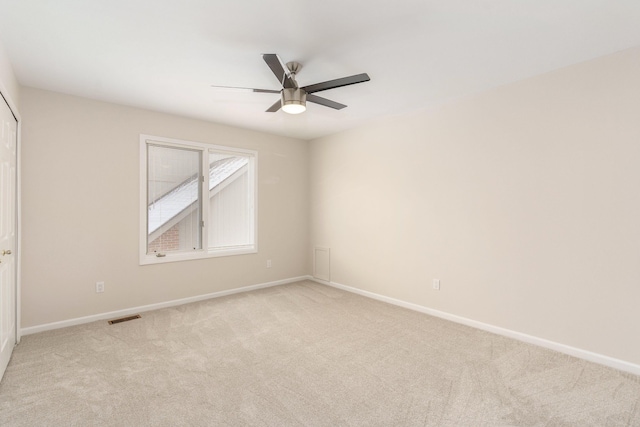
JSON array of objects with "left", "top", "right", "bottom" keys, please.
[
  {"left": 302, "top": 73, "right": 370, "bottom": 94},
  {"left": 263, "top": 54, "right": 297, "bottom": 89},
  {"left": 210, "top": 85, "right": 280, "bottom": 94},
  {"left": 266, "top": 99, "right": 281, "bottom": 112},
  {"left": 253, "top": 88, "right": 281, "bottom": 94},
  {"left": 306, "top": 94, "right": 347, "bottom": 110}
]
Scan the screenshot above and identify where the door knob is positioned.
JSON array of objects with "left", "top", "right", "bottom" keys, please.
[{"left": 1, "top": 250, "right": 11, "bottom": 256}]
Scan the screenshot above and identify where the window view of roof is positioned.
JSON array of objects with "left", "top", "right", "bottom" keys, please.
[{"left": 148, "top": 156, "right": 249, "bottom": 235}]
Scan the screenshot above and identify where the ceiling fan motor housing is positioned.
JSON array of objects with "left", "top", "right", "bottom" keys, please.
[{"left": 281, "top": 88, "right": 307, "bottom": 114}]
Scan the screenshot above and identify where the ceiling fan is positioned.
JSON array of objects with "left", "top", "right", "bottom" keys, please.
[{"left": 212, "top": 54, "right": 370, "bottom": 114}]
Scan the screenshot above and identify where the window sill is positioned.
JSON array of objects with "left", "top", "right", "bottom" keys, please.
[{"left": 139, "top": 246, "right": 257, "bottom": 266}]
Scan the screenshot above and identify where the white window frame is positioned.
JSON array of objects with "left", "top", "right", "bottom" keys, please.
[{"left": 139, "top": 134, "right": 258, "bottom": 265}]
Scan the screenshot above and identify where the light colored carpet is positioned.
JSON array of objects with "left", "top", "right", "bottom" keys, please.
[{"left": 0, "top": 280, "right": 639, "bottom": 426}]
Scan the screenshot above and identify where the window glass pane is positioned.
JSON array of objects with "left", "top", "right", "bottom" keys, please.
[
  {"left": 147, "top": 145, "right": 202, "bottom": 253},
  {"left": 208, "top": 152, "right": 253, "bottom": 248}
]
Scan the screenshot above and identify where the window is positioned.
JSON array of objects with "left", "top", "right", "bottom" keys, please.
[{"left": 140, "top": 135, "right": 257, "bottom": 265}]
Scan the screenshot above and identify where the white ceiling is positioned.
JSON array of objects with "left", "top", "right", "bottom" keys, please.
[{"left": 1, "top": 1, "right": 640, "bottom": 140}]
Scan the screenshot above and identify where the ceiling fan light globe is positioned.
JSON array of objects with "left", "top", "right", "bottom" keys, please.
[{"left": 282, "top": 103, "right": 306, "bottom": 114}]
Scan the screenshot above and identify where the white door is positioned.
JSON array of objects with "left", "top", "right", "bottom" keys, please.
[{"left": 0, "top": 94, "right": 17, "bottom": 380}]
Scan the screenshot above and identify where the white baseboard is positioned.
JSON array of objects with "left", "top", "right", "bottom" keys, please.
[
  {"left": 311, "top": 278, "right": 640, "bottom": 377},
  {"left": 21, "top": 276, "right": 310, "bottom": 336}
]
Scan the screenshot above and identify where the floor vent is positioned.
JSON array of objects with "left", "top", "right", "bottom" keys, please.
[{"left": 108, "top": 314, "right": 141, "bottom": 325}]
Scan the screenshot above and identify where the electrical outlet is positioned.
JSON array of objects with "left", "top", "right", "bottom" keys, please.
[
  {"left": 266, "top": 260, "right": 272, "bottom": 268},
  {"left": 96, "top": 281, "right": 105, "bottom": 293},
  {"left": 432, "top": 279, "right": 440, "bottom": 291}
]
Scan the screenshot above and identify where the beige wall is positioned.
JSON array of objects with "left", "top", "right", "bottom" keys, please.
[
  {"left": 20, "top": 88, "right": 309, "bottom": 327},
  {"left": 310, "top": 46, "right": 640, "bottom": 365}
]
